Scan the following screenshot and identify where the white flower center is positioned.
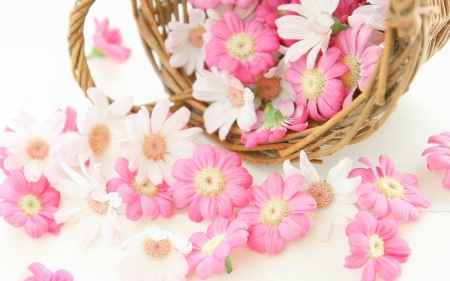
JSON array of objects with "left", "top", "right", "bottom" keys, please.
[
  {"left": 189, "top": 27, "right": 206, "bottom": 47},
  {"left": 369, "top": 234, "right": 385, "bottom": 259},
  {"left": 340, "top": 54, "right": 361, "bottom": 89},
  {"left": 27, "top": 137, "right": 50, "bottom": 160},
  {"left": 257, "top": 76, "right": 282, "bottom": 102},
  {"left": 195, "top": 168, "right": 225, "bottom": 196},
  {"left": 377, "top": 176, "right": 405, "bottom": 199},
  {"left": 20, "top": 194, "right": 42, "bottom": 215},
  {"left": 88, "top": 124, "right": 111, "bottom": 155},
  {"left": 228, "top": 87, "right": 245, "bottom": 107},
  {"left": 227, "top": 32, "right": 256, "bottom": 60},
  {"left": 308, "top": 182, "right": 334, "bottom": 209},
  {"left": 260, "top": 198, "right": 289, "bottom": 226},
  {"left": 142, "top": 134, "right": 166, "bottom": 161},
  {"left": 86, "top": 192, "right": 109, "bottom": 215},
  {"left": 142, "top": 238, "right": 172, "bottom": 258},
  {"left": 301, "top": 68, "right": 326, "bottom": 100},
  {"left": 201, "top": 234, "right": 227, "bottom": 254},
  {"left": 132, "top": 178, "right": 159, "bottom": 197}
]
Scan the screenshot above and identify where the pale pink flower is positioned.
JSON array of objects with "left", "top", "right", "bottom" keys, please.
[
  {"left": 345, "top": 210, "right": 411, "bottom": 281},
  {"left": 25, "top": 262, "right": 73, "bottom": 281},
  {"left": 169, "top": 144, "right": 253, "bottom": 222},
  {"left": 349, "top": 155, "right": 431, "bottom": 221},
  {"left": 119, "top": 100, "right": 202, "bottom": 185},
  {"left": 348, "top": 0, "right": 388, "bottom": 31},
  {"left": 0, "top": 110, "right": 66, "bottom": 183},
  {"left": 192, "top": 67, "right": 257, "bottom": 140},
  {"left": 422, "top": 132, "right": 450, "bottom": 189},
  {"left": 0, "top": 170, "right": 60, "bottom": 238},
  {"left": 107, "top": 157, "right": 174, "bottom": 221},
  {"left": 335, "top": 22, "right": 382, "bottom": 106},
  {"left": 284, "top": 151, "right": 361, "bottom": 242},
  {"left": 257, "top": 0, "right": 291, "bottom": 28},
  {"left": 165, "top": 9, "right": 207, "bottom": 75},
  {"left": 205, "top": 11, "right": 279, "bottom": 84},
  {"left": 333, "top": 0, "right": 367, "bottom": 24},
  {"left": 186, "top": 218, "right": 249, "bottom": 279},
  {"left": 241, "top": 101, "right": 308, "bottom": 148},
  {"left": 236, "top": 172, "right": 316, "bottom": 254},
  {"left": 285, "top": 47, "right": 349, "bottom": 122},
  {"left": 92, "top": 18, "right": 130, "bottom": 61}
]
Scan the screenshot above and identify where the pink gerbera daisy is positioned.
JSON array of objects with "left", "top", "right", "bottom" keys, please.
[
  {"left": 0, "top": 170, "right": 60, "bottom": 238},
  {"left": 186, "top": 218, "right": 249, "bottom": 279},
  {"left": 335, "top": 22, "right": 382, "bottom": 106},
  {"left": 345, "top": 210, "right": 411, "bottom": 281},
  {"left": 349, "top": 155, "right": 431, "bottom": 221},
  {"left": 107, "top": 157, "right": 174, "bottom": 221},
  {"left": 168, "top": 144, "right": 253, "bottom": 222},
  {"left": 25, "top": 262, "right": 73, "bottom": 281},
  {"left": 285, "top": 47, "right": 349, "bottom": 122},
  {"left": 236, "top": 172, "right": 316, "bottom": 254},
  {"left": 422, "top": 132, "right": 450, "bottom": 189},
  {"left": 205, "top": 11, "right": 280, "bottom": 84}
]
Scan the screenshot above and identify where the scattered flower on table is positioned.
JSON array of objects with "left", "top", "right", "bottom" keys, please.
[
  {"left": 0, "top": 170, "right": 60, "bottom": 238},
  {"left": 349, "top": 155, "right": 431, "bottom": 221},
  {"left": 344, "top": 210, "right": 411, "bottom": 281},
  {"left": 423, "top": 131, "right": 450, "bottom": 189},
  {"left": 169, "top": 144, "right": 252, "bottom": 222},
  {"left": 284, "top": 151, "right": 361, "bottom": 242},
  {"left": 119, "top": 99, "right": 202, "bottom": 185},
  {"left": 88, "top": 18, "right": 131, "bottom": 61},
  {"left": 53, "top": 158, "right": 122, "bottom": 249},
  {"left": 187, "top": 218, "right": 249, "bottom": 279},
  {"left": 117, "top": 225, "right": 192, "bottom": 281},
  {"left": 236, "top": 172, "right": 316, "bottom": 254},
  {"left": 107, "top": 157, "right": 174, "bottom": 221},
  {"left": 24, "top": 262, "right": 73, "bottom": 281},
  {"left": 0, "top": 110, "right": 66, "bottom": 183}
]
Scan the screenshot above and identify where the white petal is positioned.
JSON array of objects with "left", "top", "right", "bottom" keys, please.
[
  {"left": 147, "top": 160, "right": 163, "bottom": 185},
  {"left": 278, "top": 4, "right": 316, "bottom": 19},
  {"left": 125, "top": 115, "right": 144, "bottom": 143},
  {"left": 159, "top": 107, "right": 190, "bottom": 137},
  {"left": 77, "top": 107, "right": 99, "bottom": 136},
  {"left": 23, "top": 160, "right": 43, "bottom": 182},
  {"left": 151, "top": 100, "right": 170, "bottom": 134},
  {"left": 166, "top": 140, "right": 196, "bottom": 159},
  {"left": 156, "top": 159, "right": 175, "bottom": 185},
  {"left": 8, "top": 120, "right": 33, "bottom": 139},
  {"left": 137, "top": 107, "right": 151, "bottom": 136},
  {"left": 314, "top": 217, "right": 333, "bottom": 242},
  {"left": 330, "top": 213, "right": 348, "bottom": 236},
  {"left": 87, "top": 88, "right": 109, "bottom": 120},
  {"left": 40, "top": 111, "right": 66, "bottom": 137},
  {"left": 166, "top": 127, "right": 202, "bottom": 142},
  {"left": 76, "top": 214, "right": 102, "bottom": 249},
  {"left": 299, "top": 150, "right": 320, "bottom": 183},
  {"left": 57, "top": 178, "right": 90, "bottom": 197},
  {"left": 60, "top": 162, "right": 90, "bottom": 187},
  {"left": 283, "top": 159, "right": 302, "bottom": 178},
  {"left": 18, "top": 110, "right": 39, "bottom": 134},
  {"left": 4, "top": 152, "right": 29, "bottom": 170},
  {"left": 332, "top": 177, "right": 361, "bottom": 195},
  {"left": 0, "top": 132, "right": 21, "bottom": 147},
  {"left": 332, "top": 201, "right": 359, "bottom": 219},
  {"left": 327, "top": 158, "right": 353, "bottom": 185},
  {"left": 108, "top": 96, "right": 133, "bottom": 116},
  {"left": 147, "top": 225, "right": 168, "bottom": 240},
  {"left": 54, "top": 204, "right": 90, "bottom": 224},
  {"left": 285, "top": 36, "right": 321, "bottom": 63}
]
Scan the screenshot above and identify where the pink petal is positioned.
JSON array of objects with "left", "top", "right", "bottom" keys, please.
[
  {"left": 27, "top": 262, "right": 53, "bottom": 280},
  {"left": 24, "top": 214, "right": 48, "bottom": 238},
  {"left": 374, "top": 256, "right": 402, "bottom": 281},
  {"left": 444, "top": 169, "right": 450, "bottom": 189},
  {"left": 384, "top": 238, "right": 411, "bottom": 263},
  {"left": 170, "top": 181, "right": 196, "bottom": 208},
  {"left": 200, "top": 196, "right": 218, "bottom": 220},
  {"left": 379, "top": 155, "right": 397, "bottom": 178},
  {"left": 289, "top": 213, "right": 311, "bottom": 236},
  {"left": 125, "top": 199, "right": 143, "bottom": 221},
  {"left": 265, "top": 226, "right": 285, "bottom": 254},
  {"left": 216, "top": 194, "right": 234, "bottom": 218},
  {"left": 373, "top": 194, "right": 390, "bottom": 219},
  {"left": 361, "top": 259, "right": 376, "bottom": 281},
  {"left": 247, "top": 224, "right": 268, "bottom": 253},
  {"left": 265, "top": 172, "right": 285, "bottom": 198},
  {"left": 278, "top": 217, "right": 302, "bottom": 241},
  {"left": 52, "top": 269, "right": 73, "bottom": 281},
  {"left": 189, "top": 194, "right": 204, "bottom": 222},
  {"left": 190, "top": 232, "right": 209, "bottom": 248},
  {"left": 353, "top": 210, "right": 378, "bottom": 236},
  {"left": 141, "top": 196, "right": 160, "bottom": 220},
  {"left": 344, "top": 253, "right": 369, "bottom": 269},
  {"left": 376, "top": 217, "right": 399, "bottom": 240},
  {"left": 283, "top": 175, "right": 304, "bottom": 200}
]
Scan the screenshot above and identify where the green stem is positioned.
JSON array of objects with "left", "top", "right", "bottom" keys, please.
[
  {"left": 331, "top": 17, "right": 350, "bottom": 35},
  {"left": 86, "top": 46, "right": 105, "bottom": 59},
  {"left": 225, "top": 256, "right": 233, "bottom": 274}
]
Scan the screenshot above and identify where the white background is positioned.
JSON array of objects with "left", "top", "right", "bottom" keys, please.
[{"left": 1, "top": 1, "right": 450, "bottom": 280}]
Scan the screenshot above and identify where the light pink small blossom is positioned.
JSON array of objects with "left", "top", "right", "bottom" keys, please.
[
  {"left": 0, "top": 170, "right": 60, "bottom": 238},
  {"left": 169, "top": 144, "right": 253, "bottom": 222},
  {"left": 24, "top": 262, "right": 73, "bottom": 281},
  {"left": 349, "top": 155, "right": 431, "bottom": 221},
  {"left": 236, "top": 172, "right": 316, "bottom": 254},
  {"left": 187, "top": 218, "right": 249, "bottom": 279},
  {"left": 93, "top": 18, "right": 131, "bottom": 61},
  {"left": 345, "top": 210, "right": 411, "bottom": 281},
  {"left": 422, "top": 132, "right": 450, "bottom": 189},
  {"left": 107, "top": 157, "right": 174, "bottom": 221}
]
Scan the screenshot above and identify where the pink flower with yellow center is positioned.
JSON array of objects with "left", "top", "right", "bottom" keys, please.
[
  {"left": 236, "top": 172, "right": 316, "bottom": 254},
  {"left": 0, "top": 170, "right": 60, "bottom": 239},
  {"left": 335, "top": 22, "right": 382, "bottom": 106},
  {"left": 349, "top": 155, "right": 431, "bottom": 221},
  {"left": 107, "top": 157, "right": 174, "bottom": 221},
  {"left": 25, "top": 262, "right": 73, "bottom": 281},
  {"left": 169, "top": 144, "right": 253, "bottom": 222},
  {"left": 285, "top": 47, "right": 349, "bottom": 122},
  {"left": 205, "top": 11, "right": 280, "bottom": 84},
  {"left": 422, "top": 131, "right": 450, "bottom": 189}
]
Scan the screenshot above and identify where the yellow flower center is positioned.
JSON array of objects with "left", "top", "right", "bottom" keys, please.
[
  {"left": 301, "top": 68, "right": 326, "bottom": 100},
  {"left": 227, "top": 32, "right": 256, "bottom": 60},
  {"left": 20, "top": 194, "right": 42, "bottom": 216},
  {"left": 142, "top": 238, "right": 172, "bottom": 258},
  {"left": 86, "top": 192, "right": 109, "bottom": 215},
  {"left": 26, "top": 137, "right": 50, "bottom": 160},
  {"left": 201, "top": 234, "right": 227, "bottom": 254},
  {"left": 88, "top": 124, "right": 111, "bottom": 155},
  {"left": 189, "top": 27, "right": 206, "bottom": 47},
  {"left": 142, "top": 134, "right": 166, "bottom": 161},
  {"left": 308, "top": 182, "right": 334, "bottom": 209},
  {"left": 340, "top": 54, "right": 362, "bottom": 89},
  {"left": 132, "top": 178, "right": 159, "bottom": 197},
  {"left": 260, "top": 198, "right": 289, "bottom": 226},
  {"left": 377, "top": 176, "right": 405, "bottom": 199},
  {"left": 257, "top": 76, "right": 282, "bottom": 102},
  {"left": 195, "top": 168, "right": 225, "bottom": 196},
  {"left": 227, "top": 87, "right": 245, "bottom": 107},
  {"left": 369, "top": 234, "right": 385, "bottom": 259}
]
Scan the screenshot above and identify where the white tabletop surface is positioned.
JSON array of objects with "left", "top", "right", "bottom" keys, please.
[{"left": 1, "top": 1, "right": 450, "bottom": 280}]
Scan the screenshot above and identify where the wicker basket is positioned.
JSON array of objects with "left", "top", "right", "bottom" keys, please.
[{"left": 69, "top": 0, "right": 450, "bottom": 164}]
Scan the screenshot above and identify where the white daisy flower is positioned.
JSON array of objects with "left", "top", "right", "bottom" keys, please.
[
  {"left": 0, "top": 110, "right": 66, "bottom": 183},
  {"left": 119, "top": 100, "right": 202, "bottom": 185},
  {"left": 192, "top": 67, "right": 257, "bottom": 140},
  {"left": 53, "top": 157, "right": 122, "bottom": 249},
  {"left": 283, "top": 150, "right": 361, "bottom": 242},
  {"left": 117, "top": 225, "right": 192, "bottom": 281},
  {"left": 63, "top": 88, "right": 132, "bottom": 179},
  {"left": 165, "top": 9, "right": 207, "bottom": 75}
]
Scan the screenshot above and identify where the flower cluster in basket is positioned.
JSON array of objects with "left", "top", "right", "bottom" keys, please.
[
  {"left": 1, "top": 84, "right": 448, "bottom": 281},
  {"left": 165, "top": 0, "right": 388, "bottom": 147}
]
